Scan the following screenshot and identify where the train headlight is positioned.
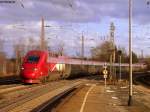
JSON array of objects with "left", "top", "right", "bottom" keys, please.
[
  {"left": 34, "top": 68, "right": 38, "bottom": 71},
  {"left": 21, "top": 67, "right": 24, "bottom": 70}
]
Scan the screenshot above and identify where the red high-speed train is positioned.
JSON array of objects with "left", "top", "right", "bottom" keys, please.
[{"left": 20, "top": 50, "right": 145, "bottom": 84}]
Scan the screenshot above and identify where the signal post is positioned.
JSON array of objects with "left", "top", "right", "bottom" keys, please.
[{"left": 102, "top": 64, "right": 108, "bottom": 89}]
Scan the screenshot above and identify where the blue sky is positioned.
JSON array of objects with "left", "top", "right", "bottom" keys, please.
[{"left": 0, "top": 0, "right": 150, "bottom": 58}]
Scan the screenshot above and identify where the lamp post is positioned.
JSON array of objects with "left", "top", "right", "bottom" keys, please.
[{"left": 128, "top": 0, "right": 133, "bottom": 106}]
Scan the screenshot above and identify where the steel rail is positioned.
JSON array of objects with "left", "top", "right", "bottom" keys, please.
[
  {"left": 133, "top": 72, "right": 150, "bottom": 88},
  {"left": 0, "top": 81, "right": 82, "bottom": 112}
]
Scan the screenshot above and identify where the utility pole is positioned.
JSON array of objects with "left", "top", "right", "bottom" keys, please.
[
  {"left": 119, "top": 55, "right": 121, "bottom": 80},
  {"left": 109, "top": 54, "right": 113, "bottom": 81},
  {"left": 118, "top": 50, "right": 122, "bottom": 81},
  {"left": 128, "top": 0, "right": 133, "bottom": 106},
  {"left": 109, "top": 22, "right": 116, "bottom": 83},
  {"left": 81, "top": 33, "right": 84, "bottom": 60},
  {"left": 141, "top": 49, "right": 144, "bottom": 62},
  {"left": 40, "top": 17, "right": 45, "bottom": 50}
]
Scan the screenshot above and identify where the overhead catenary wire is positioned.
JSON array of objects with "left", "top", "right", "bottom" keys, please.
[{"left": 17, "top": 0, "right": 24, "bottom": 8}]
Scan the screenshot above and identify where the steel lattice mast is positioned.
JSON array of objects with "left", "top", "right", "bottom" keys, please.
[{"left": 40, "top": 17, "right": 45, "bottom": 50}]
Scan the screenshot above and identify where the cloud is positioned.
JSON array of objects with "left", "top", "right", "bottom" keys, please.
[
  {"left": 0, "top": 0, "right": 149, "bottom": 24},
  {"left": 1, "top": 0, "right": 150, "bottom": 57}
]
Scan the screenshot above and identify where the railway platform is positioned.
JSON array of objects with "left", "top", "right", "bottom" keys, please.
[
  {"left": 0, "top": 77, "right": 149, "bottom": 112},
  {"left": 56, "top": 81, "right": 150, "bottom": 112}
]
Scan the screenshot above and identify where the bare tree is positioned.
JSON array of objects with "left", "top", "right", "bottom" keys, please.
[
  {"left": 13, "top": 38, "right": 26, "bottom": 74},
  {"left": 74, "top": 37, "right": 82, "bottom": 58},
  {"left": 0, "top": 38, "right": 3, "bottom": 51},
  {"left": 75, "top": 50, "right": 81, "bottom": 58},
  {"left": 56, "top": 41, "right": 65, "bottom": 56},
  {"left": 27, "top": 37, "right": 36, "bottom": 51},
  {"left": 91, "top": 41, "right": 113, "bottom": 61},
  {"left": 0, "top": 38, "right": 7, "bottom": 76},
  {"left": 14, "top": 44, "right": 21, "bottom": 74},
  {"left": 0, "top": 52, "right": 6, "bottom": 75}
]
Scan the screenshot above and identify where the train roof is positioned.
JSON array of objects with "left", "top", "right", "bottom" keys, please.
[
  {"left": 26, "top": 50, "right": 145, "bottom": 67},
  {"left": 48, "top": 56, "right": 145, "bottom": 67}
]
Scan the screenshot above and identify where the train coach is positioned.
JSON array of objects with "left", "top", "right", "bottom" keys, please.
[{"left": 20, "top": 50, "right": 145, "bottom": 84}]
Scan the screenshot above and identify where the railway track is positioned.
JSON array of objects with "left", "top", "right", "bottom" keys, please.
[
  {"left": 38, "top": 76, "right": 149, "bottom": 112},
  {"left": 0, "top": 85, "right": 27, "bottom": 94},
  {"left": 0, "top": 79, "right": 84, "bottom": 112},
  {"left": 0, "top": 82, "right": 50, "bottom": 109},
  {"left": 0, "top": 76, "right": 21, "bottom": 85},
  {"left": 31, "top": 76, "right": 104, "bottom": 112},
  {"left": 0, "top": 84, "right": 22, "bottom": 90},
  {"left": 135, "top": 74, "right": 150, "bottom": 87},
  {"left": 1, "top": 73, "right": 149, "bottom": 112},
  {"left": 31, "top": 82, "right": 83, "bottom": 112},
  {"left": 133, "top": 72, "right": 150, "bottom": 88}
]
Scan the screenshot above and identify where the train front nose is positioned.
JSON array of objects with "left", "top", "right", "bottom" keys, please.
[
  {"left": 21, "top": 67, "right": 38, "bottom": 79},
  {"left": 20, "top": 67, "right": 40, "bottom": 83},
  {"left": 21, "top": 71, "right": 35, "bottom": 79}
]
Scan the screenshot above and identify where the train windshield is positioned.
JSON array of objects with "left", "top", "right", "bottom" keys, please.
[{"left": 26, "top": 55, "right": 40, "bottom": 63}]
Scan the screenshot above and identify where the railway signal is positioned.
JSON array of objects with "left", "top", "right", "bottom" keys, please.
[
  {"left": 103, "top": 63, "right": 107, "bottom": 69},
  {"left": 103, "top": 69, "right": 108, "bottom": 76},
  {"left": 102, "top": 68, "right": 108, "bottom": 88}
]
